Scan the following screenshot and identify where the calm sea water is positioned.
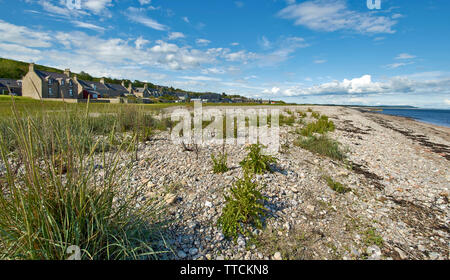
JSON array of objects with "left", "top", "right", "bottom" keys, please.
[{"left": 376, "top": 108, "right": 450, "bottom": 128}]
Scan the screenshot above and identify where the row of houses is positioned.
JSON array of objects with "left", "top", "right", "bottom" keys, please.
[{"left": 1, "top": 63, "right": 278, "bottom": 104}]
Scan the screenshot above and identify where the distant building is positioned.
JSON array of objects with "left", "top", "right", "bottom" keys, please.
[
  {"left": 0, "top": 79, "right": 22, "bottom": 95},
  {"left": 128, "top": 83, "right": 152, "bottom": 98}
]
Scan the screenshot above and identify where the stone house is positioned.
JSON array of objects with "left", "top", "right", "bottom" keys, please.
[
  {"left": 0, "top": 79, "right": 22, "bottom": 95},
  {"left": 74, "top": 77, "right": 128, "bottom": 98},
  {"left": 127, "top": 83, "right": 155, "bottom": 98},
  {"left": 22, "top": 64, "right": 77, "bottom": 99}
]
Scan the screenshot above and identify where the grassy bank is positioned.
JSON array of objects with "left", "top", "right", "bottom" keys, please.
[{"left": 0, "top": 100, "right": 174, "bottom": 259}]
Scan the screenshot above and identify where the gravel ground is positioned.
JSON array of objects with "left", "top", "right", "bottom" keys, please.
[{"left": 122, "top": 105, "right": 449, "bottom": 260}]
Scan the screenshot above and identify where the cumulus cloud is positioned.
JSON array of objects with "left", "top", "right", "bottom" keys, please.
[
  {"left": 263, "top": 87, "right": 281, "bottom": 94},
  {"left": 261, "top": 74, "right": 450, "bottom": 97},
  {"left": 278, "top": 0, "right": 398, "bottom": 34}
]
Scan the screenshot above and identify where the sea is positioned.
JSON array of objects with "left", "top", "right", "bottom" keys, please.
[{"left": 375, "top": 108, "right": 450, "bottom": 128}]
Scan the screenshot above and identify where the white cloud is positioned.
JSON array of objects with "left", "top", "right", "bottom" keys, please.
[
  {"left": 83, "top": 0, "right": 113, "bottom": 14},
  {"left": 135, "top": 36, "right": 149, "bottom": 49},
  {"left": 0, "top": 20, "right": 52, "bottom": 48},
  {"left": 445, "top": 99, "right": 450, "bottom": 106},
  {"left": 385, "top": 62, "right": 414, "bottom": 69},
  {"left": 263, "top": 87, "right": 281, "bottom": 94},
  {"left": 396, "top": 53, "right": 416, "bottom": 60},
  {"left": 168, "top": 32, "right": 185, "bottom": 40},
  {"left": 234, "top": 1, "right": 244, "bottom": 8},
  {"left": 179, "top": 76, "right": 221, "bottom": 81},
  {"left": 138, "top": 0, "right": 151, "bottom": 5},
  {"left": 314, "top": 59, "right": 327, "bottom": 64},
  {"left": 196, "top": 39, "right": 211, "bottom": 46},
  {"left": 182, "top": 16, "right": 190, "bottom": 23},
  {"left": 259, "top": 36, "right": 272, "bottom": 49},
  {"left": 261, "top": 74, "right": 450, "bottom": 98},
  {"left": 125, "top": 7, "right": 167, "bottom": 31},
  {"left": 257, "top": 36, "right": 308, "bottom": 66},
  {"left": 71, "top": 21, "right": 105, "bottom": 32},
  {"left": 201, "top": 68, "right": 225, "bottom": 75},
  {"left": 230, "top": 42, "right": 239, "bottom": 46},
  {"left": 278, "top": 0, "right": 398, "bottom": 34}
]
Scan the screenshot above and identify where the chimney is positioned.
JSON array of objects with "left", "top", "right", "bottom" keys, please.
[
  {"left": 73, "top": 75, "right": 78, "bottom": 82},
  {"left": 29, "top": 63, "right": 35, "bottom": 72},
  {"left": 127, "top": 83, "right": 132, "bottom": 93},
  {"left": 144, "top": 83, "right": 148, "bottom": 89},
  {"left": 121, "top": 80, "right": 125, "bottom": 87},
  {"left": 100, "top": 78, "right": 105, "bottom": 84},
  {"left": 64, "top": 68, "right": 71, "bottom": 77}
]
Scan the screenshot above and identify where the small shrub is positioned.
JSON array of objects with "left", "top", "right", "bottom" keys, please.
[
  {"left": 217, "top": 174, "right": 267, "bottom": 240},
  {"left": 240, "top": 144, "right": 277, "bottom": 174},
  {"left": 211, "top": 152, "right": 229, "bottom": 173},
  {"left": 325, "top": 176, "right": 351, "bottom": 193},
  {"left": 294, "top": 135, "right": 345, "bottom": 161},
  {"left": 363, "top": 227, "right": 384, "bottom": 247}
]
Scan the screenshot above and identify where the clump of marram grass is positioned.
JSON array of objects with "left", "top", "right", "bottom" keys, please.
[
  {"left": 311, "top": 111, "right": 321, "bottom": 119},
  {"left": 279, "top": 114, "right": 296, "bottom": 126},
  {"left": 0, "top": 104, "right": 169, "bottom": 260},
  {"left": 294, "top": 135, "right": 345, "bottom": 161},
  {"left": 325, "top": 176, "right": 351, "bottom": 193},
  {"left": 240, "top": 144, "right": 277, "bottom": 174},
  {"left": 300, "top": 115, "right": 335, "bottom": 137},
  {"left": 217, "top": 173, "right": 267, "bottom": 240},
  {"left": 211, "top": 152, "right": 229, "bottom": 173}
]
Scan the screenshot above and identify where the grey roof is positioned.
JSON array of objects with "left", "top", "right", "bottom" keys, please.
[
  {"left": 0, "top": 79, "right": 21, "bottom": 88},
  {"left": 106, "top": 83, "right": 128, "bottom": 92},
  {"left": 35, "top": 70, "right": 69, "bottom": 80},
  {"left": 78, "top": 79, "right": 128, "bottom": 96}
]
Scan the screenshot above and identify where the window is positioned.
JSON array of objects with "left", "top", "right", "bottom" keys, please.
[
  {"left": 61, "top": 80, "right": 65, "bottom": 85},
  {"left": 48, "top": 79, "right": 52, "bottom": 85},
  {"left": 48, "top": 88, "right": 52, "bottom": 96},
  {"left": 69, "top": 80, "right": 73, "bottom": 86},
  {"left": 69, "top": 89, "right": 73, "bottom": 97}
]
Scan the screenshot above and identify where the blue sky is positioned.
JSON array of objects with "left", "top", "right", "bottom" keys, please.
[{"left": 0, "top": 0, "right": 449, "bottom": 108}]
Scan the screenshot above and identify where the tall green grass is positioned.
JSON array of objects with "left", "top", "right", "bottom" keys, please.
[{"left": 0, "top": 101, "right": 170, "bottom": 260}]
